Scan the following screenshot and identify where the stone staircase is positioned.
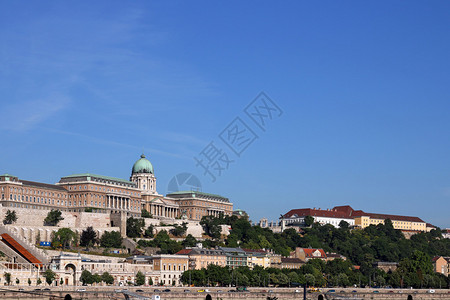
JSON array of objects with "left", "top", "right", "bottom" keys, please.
[{"left": 0, "top": 225, "right": 49, "bottom": 263}]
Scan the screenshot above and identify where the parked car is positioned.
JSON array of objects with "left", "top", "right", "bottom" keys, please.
[
  {"left": 197, "top": 289, "right": 205, "bottom": 293},
  {"left": 77, "top": 288, "right": 86, "bottom": 292},
  {"left": 43, "top": 288, "right": 51, "bottom": 291},
  {"left": 183, "top": 289, "right": 190, "bottom": 292},
  {"left": 136, "top": 289, "right": 144, "bottom": 293},
  {"left": 428, "top": 289, "right": 435, "bottom": 294},
  {"left": 153, "top": 289, "right": 162, "bottom": 293},
  {"left": 163, "top": 289, "right": 171, "bottom": 292}
]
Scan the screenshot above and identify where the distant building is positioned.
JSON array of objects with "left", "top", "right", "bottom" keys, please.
[
  {"left": 0, "top": 154, "right": 233, "bottom": 235},
  {"left": 326, "top": 253, "right": 347, "bottom": 261},
  {"left": 219, "top": 247, "right": 248, "bottom": 269},
  {"left": 281, "top": 257, "right": 304, "bottom": 269},
  {"left": 233, "top": 209, "right": 248, "bottom": 219},
  {"left": 442, "top": 229, "right": 450, "bottom": 239},
  {"left": 176, "top": 247, "right": 226, "bottom": 270},
  {"left": 373, "top": 261, "right": 398, "bottom": 273},
  {"left": 282, "top": 208, "right": 355, "bottom": 228},
  {"left": 152, "top": 254, "right": 189, "bottom": 285},
  {"left": 243, "top": 249, "right": 271, "bottom": 269},
  {"left": 290, "top": 247, "right": 327, "bottom": 262},
  {"left": 432, "top": 256, "right": 449, "bottom": 277},
  {"left": 281, "top": 205, "right": 428, "bottom": 232}
]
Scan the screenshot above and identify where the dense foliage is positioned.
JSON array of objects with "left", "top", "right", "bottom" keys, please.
[
  {"left": 3, "top": 210, "right": 17, "bottom": 225},
  {"left": 44, "top": 209, "right": 64, "bottom": 226},
  {"left": 204, "top": 215, "right": 450, "bottom": 264},
  {"left": 100, "top": 231, "right": 122, "bottom": 248},
  {"left": 80, "top": 226, "right": 99, "bottom": 248},
  {"left": 51, "top": 228, "right": 77, "bottom": 249},
  {"left": 181, "top": 256, "right": 448, "bottom": 289},
  {"left": 137, "top": 230, "right": 182, "bottom": 254}
]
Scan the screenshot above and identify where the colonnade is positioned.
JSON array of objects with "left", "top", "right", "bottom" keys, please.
[
  {"left": 149, "top": 204, "right": 178, "bottom": 218},
  {"left": 207, "top": 209, "right": 224, "bottom": 218},
  {"left": 107, "top": 195, "right": 132, "bottom": 211}
]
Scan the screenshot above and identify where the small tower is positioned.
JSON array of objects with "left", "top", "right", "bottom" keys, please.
[{"left": 130, "top": 154, "right": 157, "bottom": 195}]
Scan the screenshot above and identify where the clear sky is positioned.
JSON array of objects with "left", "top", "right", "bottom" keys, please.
[{"left": 1, "top": 1, "right": 449, "bottom": 228}]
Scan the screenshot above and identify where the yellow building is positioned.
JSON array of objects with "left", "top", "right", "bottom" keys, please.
[
  {"left": 354, "top": 213, "right": 426, "bottom": 231},
  {"left": 152, "top": 254, "right": 189, "bottom": 286},
  {"left": 244, "top": 249, "right": 271, "bottom": 269},
  {"left": 176, "top": 247, "right": 227, "bottom": 270}
]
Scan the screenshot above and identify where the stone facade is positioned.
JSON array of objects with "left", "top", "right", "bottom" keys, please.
[{"left": 0, "top": 154, "right": 233, "bottom": 234}]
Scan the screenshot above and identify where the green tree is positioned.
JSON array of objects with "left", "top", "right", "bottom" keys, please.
[
  {"left": 141, "top": 209, "right": 152, "bottom": 218},
  {"left": 170, "top": 222, "right": 187, "bottom": 237},
  {"left": 135, "top": 271, "right": 145, "bottom": 286},
  {"left": 44, "top": 209, "right": 64, "bottom": 226},
  {"left": 80, "top": 270, "right": 94, "bottom": 285},
  {"left": 101, "top": 272, "right": 114, "bottom": 285},
  {"left": 80, "top": 226, "right": 98, "bottom": 249},
  {"left": 200, "top": 216, "right": 222, "bottom": 239},
  {"left": 43, "top": 269, "right": 56, "bottom": 285},
  {"left": 304, "top": 216, "right": 314, "bottom": 227},
  {"left": 37, "top": 278, "right": 42, "bottom": 285},
  {"left": 126, "top": 217, "right": 145, "bottom": 238},
  {"left": 100, "top": 231, "right": 122, "bottom": 248},
  {"left": 51, "top": 228, "right": 77, "bottom": 249},
  {"left": 15, "top": 278, "right": 19, "bottom": 284},
  {"left": 144, "top": 224, "right": 154, "bottom": 238},
  {"left": 338, "top": 273, "right": 350, "bottom": 287},
  {"left": 182, "top": 234, "right": 197, "bottom": 247},
  {"left": 148, "top": 276, "right": 153, "bottom": 286},
  {"left": 27, "top": 278, "right": 31, "bottom": 286},
  {"left": 304, "top": 274, "right": 315, "bottom": 287},
  {"left": 92, "top": 273, "right": 102, "bottom": 285},
  {"left": 3, "top": 210, "right": 17, "bottom": 225}
]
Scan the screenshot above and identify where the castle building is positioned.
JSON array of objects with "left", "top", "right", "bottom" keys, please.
[
  {"left": 281, "top": 205, "right": 427, "bottom": 232},
  {"left": 0, "top": 154, "right": 233, "bottom": 225}
]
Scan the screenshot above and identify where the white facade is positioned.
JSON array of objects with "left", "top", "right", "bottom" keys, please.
[{"left": 285, "top": 215, "right": 355, "bottom": 228}]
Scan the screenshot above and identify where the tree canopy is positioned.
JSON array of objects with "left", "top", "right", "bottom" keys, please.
[
  {"left": 100, "top": 231, "right": 122, "bottom": 248},
  {"left": 44, "top": 209, "right": 64, "bottom": 226},
  {"left": 80, "top": 226, "right": 98, "bottom": 249},
  {"left": 3, "top": 210, "right": 17, "bottom": 225}
]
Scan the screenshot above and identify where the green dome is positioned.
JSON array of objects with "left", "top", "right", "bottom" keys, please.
[{"left": 132, "top": 154, "right": 154, "bottom": 174}]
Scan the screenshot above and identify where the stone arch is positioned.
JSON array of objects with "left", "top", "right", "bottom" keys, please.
[
  {"left": 64, "top": 263, "right": 77, "bottom": 285},
  {"left": 318, "top": 295, "right": 324, "bottom": 300},
  {"left": 407, "top": 295, "right": 413, "bottom": 300}
]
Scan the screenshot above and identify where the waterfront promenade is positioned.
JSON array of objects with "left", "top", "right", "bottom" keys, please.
[{"left": 0, "top": 287, "right": 448, "bottom": 300}]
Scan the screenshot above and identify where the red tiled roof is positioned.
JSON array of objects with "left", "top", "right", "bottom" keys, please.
[
  {"left": 303, "top": 248, "right": 327, "bottom": 258},
  {"left": 176, "top": 249, "right": 192, "bottom": 255},
  {"left": 284, "top": 205, "right": 425, "bottom": 223},
  {"left": 283, "top": 208, "right": 351, "bottom": 219}
]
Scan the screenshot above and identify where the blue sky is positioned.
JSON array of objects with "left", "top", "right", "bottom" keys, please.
[{"left": 1, "top": 1, "right": 449, "bottom": 228}]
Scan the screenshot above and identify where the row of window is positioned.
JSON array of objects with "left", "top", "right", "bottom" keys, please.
[
  {"left": 1, "top": 186, "right": 67, "bottom": 198},
  {"left": 67, "top": 185, "right": 140, "bottom": 196}
]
